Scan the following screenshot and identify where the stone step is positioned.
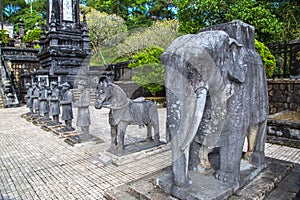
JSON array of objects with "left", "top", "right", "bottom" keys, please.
[
  {"left": 104, "top": 185, "right": 138, "bottom": 200},
  {"left": 126, "top": 169, "right": 176, "bottom": 200}
]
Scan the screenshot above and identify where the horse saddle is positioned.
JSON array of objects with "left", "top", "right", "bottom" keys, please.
[
  {"left": 130, "top": 97, "right": 146, "bottom": 103},
  {"left": 129, "top": 97, "right": 152, "bottom": 125}
]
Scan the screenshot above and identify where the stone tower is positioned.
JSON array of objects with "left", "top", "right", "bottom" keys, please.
[{"left": 37, "top": 0, "right": 90, "bottom": 87}]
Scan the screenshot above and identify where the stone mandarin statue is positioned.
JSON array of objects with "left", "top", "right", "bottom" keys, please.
[
  {"left": 74, "top": 80, "right": 91, "bottom": 142},
  {"left": 60, "top": 82, "right": 74, "bottom": 131},
  {"left": 31, "top": 82, "right": 40, "bottom": 115},
  {"left": 49, "top": 81, "right": 60, "bottom": 125},
  {"left": 39, "top": 82, "right": 50, "bottom": 120},
  {"left": 25, "top": 83, "right": 33, "bottom": 113}
]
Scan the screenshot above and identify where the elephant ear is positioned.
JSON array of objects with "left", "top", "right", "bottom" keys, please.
[{"left": 227, "top": 38, "right": 247, "bottom": 83}]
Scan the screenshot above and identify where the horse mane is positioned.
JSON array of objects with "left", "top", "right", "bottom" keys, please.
[{"left": 111, "top": 83, "right": 127, "bottom": 99}]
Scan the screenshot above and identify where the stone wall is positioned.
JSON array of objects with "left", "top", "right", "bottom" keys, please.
[{"left": 268, "top": 79, "right": 300, "bottom": 114}]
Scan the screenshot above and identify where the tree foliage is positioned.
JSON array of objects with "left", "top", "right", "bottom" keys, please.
[
  {"left": 86, "top": 0, "right": 150, "bottom": 29},
  {"left": 85, "top": 8, "right": 128, "bottom": 64},
  {"left": 23, "top": 27, "right": 41, "bottom": 45},
  {"left": 116, "top": 19, "right": 179, "bottom": 59},
  {"left": 255, "top": 39, "right": 276, "bottom": 78},
  {"left": 129, "top": 46, "right": 165, "bottom": 96},
  {"left": 15, "top": 8, "right": 43, "bottom": 32},
  {"left": 177, "top": 0, "right": 283, "bottom": 43},
  {"left": 85, "top": 0, "right": 177, "bottom": 29},
  {"left": 0, "top": 30, "right": 11, "bottom": 46},
  {"left": 266, "top": 0, "right": 300, "bottom": 41}
]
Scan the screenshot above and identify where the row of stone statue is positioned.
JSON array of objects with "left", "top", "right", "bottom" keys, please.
[{"left": 25, "top": 80, "right": 91, "bottom": 141}]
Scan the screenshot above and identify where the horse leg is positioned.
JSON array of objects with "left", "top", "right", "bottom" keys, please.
[
  {"left": 151, "top": 106, "right": 160, "bottom": 143},
  {"left": 110, "top": 125, "right": 117, "bottom": 150},
  {"left": 117, "top": 122, "right": 127, "bottom": 150},
  {"left": 146, "top": 125, "right": 153, "bottom": 142}
]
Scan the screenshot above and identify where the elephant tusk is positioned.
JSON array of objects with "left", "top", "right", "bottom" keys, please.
[{"left": 180, "top": 86, "right": 208, "bottom": 151}]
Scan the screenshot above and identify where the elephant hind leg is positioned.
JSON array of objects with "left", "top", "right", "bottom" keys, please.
[
  {"left": 244, "top": 121, "right": 267, "bottom": 165},
  {"left": 244, "top": 124, "right": 259, "bottom": 161},
  {"left": 199, "top": 145, "right": 212, "bottom": 170}
]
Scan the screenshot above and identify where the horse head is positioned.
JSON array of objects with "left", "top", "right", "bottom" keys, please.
[
  {"left": 94, "top": 81, "right": 113, "bottom": 109},
  {"left": 94, "top": 82, "right": 128, "bottom": 110}
]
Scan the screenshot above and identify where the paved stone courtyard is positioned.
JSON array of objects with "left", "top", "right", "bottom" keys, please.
[{"left": 0, "top": 106, "right": 299, "bottom": 200}]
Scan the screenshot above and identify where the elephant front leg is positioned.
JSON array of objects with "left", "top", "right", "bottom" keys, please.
[{"left": 172, "top": 147, "right": 192, "bottom": 187}]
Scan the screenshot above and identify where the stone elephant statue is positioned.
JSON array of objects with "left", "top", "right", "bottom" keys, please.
[{"left": 161, "top": 26, "right": 268, "bottom": 187}]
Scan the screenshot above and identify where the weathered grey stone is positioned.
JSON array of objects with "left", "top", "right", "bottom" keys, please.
[
  {"left": 48, "top": 81, "right": 60, "bottom": 125},
  {"left": 25, "top": 83, "right": 33, "bottom": 113},
  {"left": 60, "top": 82, "right": 74, "bottom": 132},
  {"left": 159, "top": 20, "right": 268, "bottom": 197},
  {"left": 267, "top": 111, "right": 300, "bottom": 148},
  {"left": 73, "top": 80, "right": 91, "bottom": 142},
  {"left": 94, "top": 81, "right": 161, "bottom": 155},
  {"left": 39, "top": 82, "right": 50, "bottom": 119}
]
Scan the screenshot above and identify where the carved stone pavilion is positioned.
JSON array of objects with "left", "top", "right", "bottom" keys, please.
[{"left": 37, "top": 0, "right": 91, "bottom": 87}]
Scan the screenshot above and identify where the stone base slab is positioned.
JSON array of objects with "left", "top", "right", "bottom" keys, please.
[
  {"left": 103, "top": 143, "right": 170, "bottom": 166},
  {"left": 104, "top": 158, "right": 296, "bottom": 200}
]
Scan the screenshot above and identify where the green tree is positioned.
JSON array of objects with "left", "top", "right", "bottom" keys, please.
[
  {"left": 177, "top": 0, "right": 283, "bottom": 43},
  {"left": 129, "top": 46, "right": 165, "bottom": 96},
  {"left": 266, "top": 0, "right": 300, "bottom": 41},
  {"left": 116, "top": 19, "right": 179, "bottom": 58},
  {"left": 31, "top": 0, "right": 47, "bottom": 19},
  {"left": 226, "top": 1, "right": 283, "bottom": 43},
  {"left": 23, "top": 27, "right": 41, "bottom": 47},
  {"left": 0, "top": 30, "right": 11, "bottom": 46},
  {"left": 86, "top": 0, "right": 152, "bottom": 29},
  {"left": 85, "top": 0, "right": 177, "bottom": 29},
  {"left": 255, "top": 39, "right": 276, "bottom": 78},
  {"left": 85, "top": 8, "right": 128, "bottom": 64},
  {"left": 148, "top": 0, "right": 178, "bottom": 20},
  {"left": 15, "top": 8, "right": 42, "bottom": 32}
]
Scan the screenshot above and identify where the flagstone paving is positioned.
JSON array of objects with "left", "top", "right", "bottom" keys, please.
[{"left": 0, "top": 106, "right": 299, "bottom": 199}]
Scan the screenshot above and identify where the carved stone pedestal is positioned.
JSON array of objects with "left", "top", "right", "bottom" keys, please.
[
  {"left": 107, "top": 140, "right": 165, "bottom": 157},
  {"left": 104, "top": 158, "right": 298, "bottom": 200},
  {"left": 64, "top": 134, "right": 103, "bottom": 147},
  {"left": 158, "top": 159, "right": 265, "bottom": 200}
]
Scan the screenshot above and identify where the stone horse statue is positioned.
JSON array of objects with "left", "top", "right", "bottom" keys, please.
[{"left": 94, "top": 82, "right": 160, "bottom": 151}]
